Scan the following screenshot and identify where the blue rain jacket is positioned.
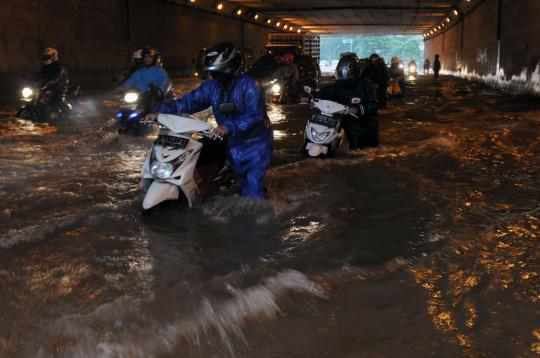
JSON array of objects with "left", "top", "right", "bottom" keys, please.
[
  {"left": 123, "top": 65, "right": 170, "bottom": 93},
  {"left": 160, "top": 75, "right": 272, "bottom": 198}
]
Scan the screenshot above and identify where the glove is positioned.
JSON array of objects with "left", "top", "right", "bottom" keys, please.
[{"left": 347, "top": 105, "right": 365, "bottom": 116}]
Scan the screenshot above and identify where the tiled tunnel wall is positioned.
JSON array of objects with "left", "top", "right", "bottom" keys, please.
[
  {"left": 0, "top": 0, "right": 273, "bottom": 94},
  {"left": 424, "top": 0, "right": 540, "bottom": 94}
]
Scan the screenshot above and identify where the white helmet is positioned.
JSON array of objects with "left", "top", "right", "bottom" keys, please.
[{"left": 42, "top": 47, "right": 59, "bottom": 65}]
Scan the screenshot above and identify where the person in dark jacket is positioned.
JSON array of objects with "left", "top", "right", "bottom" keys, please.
[
  {"left": 433, "top": 54, "right": 441, "bottom": 79},
  {"left": 32, "top": 47, "right": 69, "bottom": 106},
  {"left": 146, "top": 42, "right": 272, "bottom": 199},
  {"left": 318, "top": 54, "right": 379, "bottom": 152},
  {"left": 361, "top": 53, "right": 389, "bottom": 108}
]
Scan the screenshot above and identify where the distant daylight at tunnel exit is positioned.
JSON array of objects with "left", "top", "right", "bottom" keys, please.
[{"left": 1, "top": 0, "right": 539, "bottom": 357}]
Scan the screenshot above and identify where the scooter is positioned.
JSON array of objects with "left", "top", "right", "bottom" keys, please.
[
  {"left": 140, "top": 110, "right": 232, "bottom": 212},
  {"left": 303, "top": 86, "right": 360, "bottom": 157},
  {"left": 17, "top": 83, "right": 80, "bottom": 120},
  {"left": 116, "top": 83, "right": 174, "bottom": 134}
]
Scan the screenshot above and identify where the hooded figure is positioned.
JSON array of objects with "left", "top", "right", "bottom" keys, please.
[
  {"left": 158, "top": 42, "right": 272, "bottom": 198},
  {"left": 318, "top": 54, "right": 379, "bottom": 151}
]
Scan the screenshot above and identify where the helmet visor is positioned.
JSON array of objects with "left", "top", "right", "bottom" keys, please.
[{"left": 336, "top": 67, "right": 352, "bottom": 80}]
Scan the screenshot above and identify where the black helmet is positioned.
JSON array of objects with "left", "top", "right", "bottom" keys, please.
[
  {"left": 204, "top": 42, "right": 243, "bottom": 75},
  {"left": 368, "top": 53, "right": 380, "bottom": 63},
  {"left": 335, "top": 54, "right": 359, "bottom": 81},
  {"left": 142, "top": 46, "right": 159, "bottom": 66}
]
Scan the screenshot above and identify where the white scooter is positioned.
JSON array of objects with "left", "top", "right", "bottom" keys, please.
[
  {"left": 140, "top": 110, "right": 231, "bottom": 211},
  {"left": 303, "top": 86, "right": 361, "bottom": 157}
]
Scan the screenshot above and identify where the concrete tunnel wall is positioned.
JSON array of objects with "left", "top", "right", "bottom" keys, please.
[
  {"left": 0, "top": 0, "right": 273, "bottom": 95},
  {"left": 424, "top": 0, "right": 540, "bottom": 95}
]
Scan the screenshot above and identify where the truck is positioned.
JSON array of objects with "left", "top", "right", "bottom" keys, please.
[{"left": 266, "top": 33, "right": 320, "bottom": 63}]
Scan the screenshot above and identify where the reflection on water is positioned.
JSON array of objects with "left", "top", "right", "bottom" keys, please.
[{"left": 0, "top": 76, "right": 539, "bottom": 357}]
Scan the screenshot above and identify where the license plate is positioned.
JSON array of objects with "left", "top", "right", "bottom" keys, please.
[
  {"left": 311, "top": 113, "right": 337, "bottom": 127},
  {"left": 155, "top": 135, "right": 189, "bottom": 148}
]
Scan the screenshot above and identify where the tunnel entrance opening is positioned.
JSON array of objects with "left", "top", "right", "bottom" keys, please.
[{"left": 320, "top": 34, "right": 424, "bottom": 74}]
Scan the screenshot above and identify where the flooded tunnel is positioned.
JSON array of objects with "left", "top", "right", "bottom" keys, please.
[{"left": 0, "top": 0, "right": 539, "bottom": 357}]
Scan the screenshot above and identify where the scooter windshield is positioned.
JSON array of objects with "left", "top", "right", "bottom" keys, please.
[{"left": 158, "top": 113, "right": 212, "bottom": 134}]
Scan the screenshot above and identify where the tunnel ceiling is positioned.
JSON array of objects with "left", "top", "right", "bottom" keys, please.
[{"left": 230, "top": 0, "right": 458, "bottom": 34}]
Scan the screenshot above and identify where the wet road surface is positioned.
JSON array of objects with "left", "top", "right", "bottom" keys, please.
[{"left": 0, "top": 76, "right": 539, "bottom": 357}]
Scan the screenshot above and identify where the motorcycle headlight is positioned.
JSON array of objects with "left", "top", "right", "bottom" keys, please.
[
  {"left": 150, "top": 162, "right": 174, "bottom": 179},
  {"left": 410, "top": 65, "right": 416, "bottom": 72},
  {"left": 22, "top": 87, "right": 33, "bottom": 98},
  {"left": 311, "top": 127, "right": 330, "bottom": 142},
  {"left": 272, "top": 84, "right": 281, "bottom": 94},
  {"left": 124, "top": 92, "right": 139, "bottom": 103}
]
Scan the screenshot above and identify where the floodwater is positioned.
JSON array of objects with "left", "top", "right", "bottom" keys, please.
[{"left": 0, "top": 76, "right": 539, "bottom": 357}]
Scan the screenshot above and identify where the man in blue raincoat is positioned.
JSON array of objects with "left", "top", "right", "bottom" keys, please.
[
  {"left": 123, "top": 47, "right": 170, "bottom": 93},
  {"left": 146, "top": 42, "right": 272, "bottom": 199}
]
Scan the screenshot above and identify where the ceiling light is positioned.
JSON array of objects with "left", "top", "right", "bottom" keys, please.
[
  {"left": 253, "top": 14, "right": 259, "bottom": 20},
  {"left": 453, "top": 9, "right": 459, "bottom": 16},
  {"left": 236, "top": 8, "right": 243, "bottom": 15},
  {"left": 446, "top": 17, "right": 450, "bottom": 22},
  {"left": 276, "top": 22, "right": 281, "bottom": 27},
  {"left": 216, "top": 2, "right": 223, "bottom": 10},
  {"left": 297, "top": 29, "right": 301, "bottom": 33},
  {"left": 266, "top": 19, "right": 272, "bottom": 24},
  {"left": 283, "top": 24, "right": 288, "bottom": 29}
]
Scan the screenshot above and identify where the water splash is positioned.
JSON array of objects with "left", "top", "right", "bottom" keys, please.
[
  {"left": 441, "top": 64, "right": 540, "bottom": 96},
  {"left": 38, "top": 270, "right": 325, "bottom": 357}
]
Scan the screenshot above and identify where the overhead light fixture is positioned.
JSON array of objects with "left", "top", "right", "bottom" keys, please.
[
  {"left": 441, "top": 23, "right": 445, "bottom": 27},
  {"left": 453, "top": 9, "right": 459, "bottom": 16},
  {"left": 235, "top": 8, "right": 243, "bottom": 16},
  {"left": 446, "top": 17, "right": 451, "bottom": 22},
  {"left": 290, "top": 26, "right": 294, "bottom": 31},
  {"left": 215, "top": 2, "right": 223, "bottom": 10},
  {"left": 437, "top": 25, "right": 441, "bottom": 29},
  {"left": 297, "top": 29, "right": 301, "bottom": 33},
  {"left": 253, "top": 14, "right": 259, "bottom": 20},
  {"left": 266, "top": 18, "right": 272, "bottom": 24},
  {"left": 430, "top": 30, "right": 434, "bottom": 34},
  {"left": 283, "top": 24, "right": 288, "bottom": 29},
  {"left": 276, "top": 21, "right": 281, "bottom": 27}
]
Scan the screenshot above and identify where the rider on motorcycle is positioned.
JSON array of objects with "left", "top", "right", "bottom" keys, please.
[
  {"left": 146, "top": 42, "right": 272, "bottom": 199},
  {"left": 318, "top": 54, "right": 379, "bottom": 152},
  {"left": 388, "top": 56, "right": 405, "bottom": 97},
  {"left": 124, "top": 49, "right": 144, "bottom": 82},
  {"left": 362, "top": 53, "right": 389, "bottom": 108},
  {"left": 32, "top": 48, "right": 69, "bottom": 107},
  {"left": 272, "top": 53, "right": 299, "bottom": 101},
  {"left": 122, "top": 47, "right": 170, "bottom": 93}
]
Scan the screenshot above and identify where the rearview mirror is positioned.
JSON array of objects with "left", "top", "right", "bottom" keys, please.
[
  {"left": 218, "top": 102, "right": 237, "bottom": 114},
  {"left": 351, "top": 97, "right": 361, "bottom": 104},
  {"left": 303, "top": 86, "right": 312, "bottom": 94}
]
